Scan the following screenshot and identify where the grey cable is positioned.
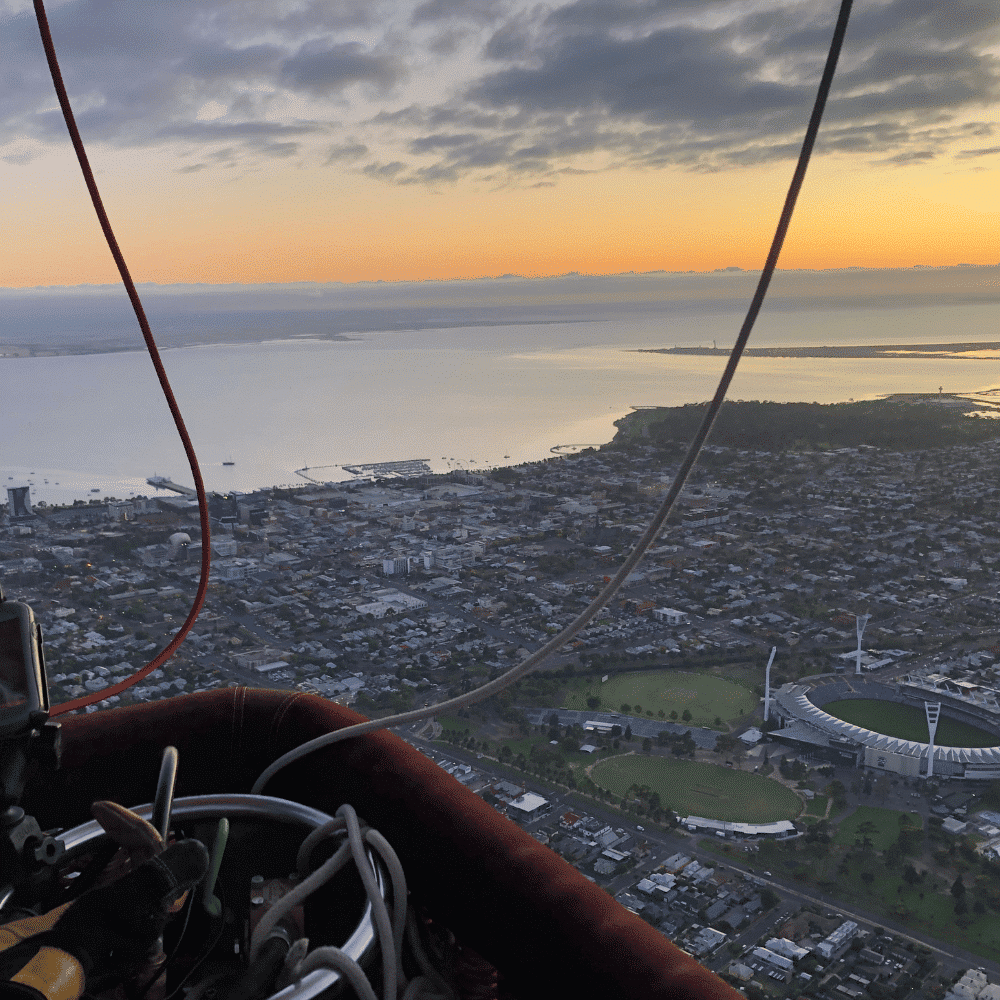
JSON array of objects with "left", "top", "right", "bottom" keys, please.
[
  {"left": 295, "top": 817, "right": 346, "bottom": 875},
  {"left": 249, "top": 838, "right": 352, "bottom": 962},
  {"left": 251, "top": 0, "right": 855, "bottom": 798},
  {"left": 298, "top": 947, "right": 379, "bottom": 1000},
  {"left": 264, "top": 805, "right": 455, "bottom": 999},
  {"left": 365, "top": 828, "right": 408, "bottom": 984},
  {"left": 342, "top": 805, "right": 397, "bottom": 1000}
]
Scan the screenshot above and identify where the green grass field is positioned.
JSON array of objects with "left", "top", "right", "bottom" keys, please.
[
  {"left": 833, "top": 805, "right": 922, "bottom": 851},
  {"left": 590, "top": 755, "right": 800, "bottom": 822},
  {"left": 823, "top": 699, "right": 998, "bottom": 747},
  {"left": 566, "top": 671, "right": 755, "bottom": 728},
  {"left": 436, "top": 714, "right": 473, "bottom": 735},
  {"left": 804, "top": 795, "right": 829, "bottom": 818}
]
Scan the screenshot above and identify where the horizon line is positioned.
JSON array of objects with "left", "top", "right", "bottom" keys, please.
[{"left": 2, "top": 261, "right": 1000, "bottom": 294}]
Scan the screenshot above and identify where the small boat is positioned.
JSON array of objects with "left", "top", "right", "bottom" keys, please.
[
  {"left": 90, "top": 488, "right": 100, "bottom": 493},
  {"left": 223, "top": 460, "right": 235, "bottom": 466}
]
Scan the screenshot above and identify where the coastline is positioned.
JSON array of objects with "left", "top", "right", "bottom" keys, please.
[{"left": 637, "top": 341, "right": 1000, "bottom": 360}]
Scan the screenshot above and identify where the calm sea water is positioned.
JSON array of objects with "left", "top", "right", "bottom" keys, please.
[{"left": 3, "top": 302, "right": 1000, "bottom": 506}]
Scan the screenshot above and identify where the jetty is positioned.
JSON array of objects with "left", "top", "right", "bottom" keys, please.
[{"left": 147, "top": 475, "right": 196, "bottom": 497}]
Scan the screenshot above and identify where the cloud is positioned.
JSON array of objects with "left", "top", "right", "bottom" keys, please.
[
  {"left": 279, "top": 40, "right": 403, "bottom": 97},
  {"left": 0, "top": 0, "right": 404, "bottom": 164},
  {"left": 326, "top": 140, "right": 369, "bottom": 162},
  {"left": 362, "top": 159, "right": 407, "bottom": 180},
  {"left": 880, "top": 148, "right": 937, "bottom": 165},
  {"left": 411, "top": 0, "right": 512, "bottom": 26},
  {"left": 955, "top": 144, "right": 1000, "bottom": 159},
  {"left": 380, "top": 0, "right": 1000, "bottom": 184},
  {"left": 262, "top": 141, "right": 300, "bottom": 158},
  {"left": 1, "top": 0, "right": 998, "bottom": 188}
]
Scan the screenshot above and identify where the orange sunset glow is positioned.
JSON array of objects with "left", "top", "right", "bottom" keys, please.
[{"left": 2, "top": 2, "right": 999, "bottom": 288}]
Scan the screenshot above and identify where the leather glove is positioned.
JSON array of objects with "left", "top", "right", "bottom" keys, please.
[{"left": 0, "top": 838, "right": 208, "bottom": 1000}]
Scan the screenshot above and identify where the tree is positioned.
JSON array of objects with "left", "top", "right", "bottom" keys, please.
[
  {"left": 587, "top": 696, "right": 601, "bottom": 709},
  {"left": 827, "top": 779, "right": 847, "bottom": 809},
  {"left": 681, "top": 709, "right": 692, "bottom": 722},
  {"left": 669, "top": 711, "right": 678, "bottom": 720},
  {"left": 951, "top": 875, "right": 966, "bottom": 900},
  {"left": 624, "top": 724, "right": 633, "bottom": 742},
  {"left": 620, "top": 703, "right": 631, "bottom": 713},
  {"left": 642, "top": 737, "right": 652, "bottom": 754},
  {"left": 902, "top": 864, "right": 920, "bottom": 887},
  {"left": 984, "top": 780, "right": 1000, "bottom": 810}
]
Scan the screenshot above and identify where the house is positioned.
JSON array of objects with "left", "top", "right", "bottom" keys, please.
[{"left": 653, "top": 607, "right": 689, "bottom": 626}]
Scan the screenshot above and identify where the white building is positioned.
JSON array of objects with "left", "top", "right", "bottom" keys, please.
[
  {"left": 752, "top": 947, "right": 794, "bottom": 971},
  {"left": 815, "top": 921, "right": 858, "bottom": 961},
  {"left": 508, "top": 792, "right": 548, "bottom": 819},
  {"left": 382, "top": 556, "right": 412, "bottom": 576},
  {"left": 765, "top": 938, "right": 810, "bottom": 962},
  {"left": 689, "top": 927, "right": 727, "bottom": 956},
  {"left": 653, "top": 607, "right": 689, "bottom": 626},
  {"left": 946, "top": 969, "right": 988, "bottom": 1000},
  {"left": 214, "top": 559, "right": 259, "bottom": 581}
]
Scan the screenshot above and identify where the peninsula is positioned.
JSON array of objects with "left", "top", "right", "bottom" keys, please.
[{"left": 639, "top": 341, "right": 1000, "bottom": 359}]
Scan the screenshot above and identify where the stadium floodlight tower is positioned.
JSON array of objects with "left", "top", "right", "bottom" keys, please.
[
  {"left": 855, "top": 613, "right": 871, "bottom": 675},
  {"left": 763, "top": 646, "right": 777, "bottom": 722},
  {"left": 924, "top": 702, "right": 941, "bottom": 779}
]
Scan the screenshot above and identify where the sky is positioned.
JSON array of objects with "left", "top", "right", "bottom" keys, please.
[{"left": 1, "top": 0, "right": 999, "bottom": 288}]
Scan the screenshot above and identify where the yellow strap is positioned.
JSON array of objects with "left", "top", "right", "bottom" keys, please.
[
  {"left": 10, "top": 947, "right": 84, "bottom": 1000},
  {"left": 0, "top": 905, "right": 72, "bottom": 953}
]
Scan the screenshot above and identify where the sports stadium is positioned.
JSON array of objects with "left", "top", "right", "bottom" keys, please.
[{"left": 768, "top": 673, "right": 1000, "bottom": 781}]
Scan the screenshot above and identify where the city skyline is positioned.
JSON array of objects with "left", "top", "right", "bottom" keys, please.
[{"left": 1, "top": 0, "right": 998, "bottom": 287}]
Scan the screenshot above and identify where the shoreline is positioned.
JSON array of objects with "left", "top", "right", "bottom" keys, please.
[{"left": 638, "top": 341, "right": 1000, "bottom": 360}]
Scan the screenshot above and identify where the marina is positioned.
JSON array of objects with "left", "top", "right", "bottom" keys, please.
[{"left": 296, "top": 458, "right": 432, "bottom": 484}]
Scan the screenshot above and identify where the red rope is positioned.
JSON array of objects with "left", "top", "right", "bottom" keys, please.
[{"left": 31, "top": 0, "right": 212, "bottom": 715}]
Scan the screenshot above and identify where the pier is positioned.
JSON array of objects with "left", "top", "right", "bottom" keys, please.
[{"left": 147, "top": 475, "right": 196, "bottom": 497}]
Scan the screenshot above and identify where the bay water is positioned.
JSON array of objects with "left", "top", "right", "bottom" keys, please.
[{"left": 3, "top": 301, "right": 1000, "bottom": 507}]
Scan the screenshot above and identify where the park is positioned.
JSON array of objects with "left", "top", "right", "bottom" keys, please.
[
  {"left": 565, "top": 669, "right": 757, "bottom": 730},
  {"left": 590, "top": 754, "right": 801, "bottom": 823}
]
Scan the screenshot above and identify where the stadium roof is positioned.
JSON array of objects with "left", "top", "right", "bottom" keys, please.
[{"left": 774, "top": 683, "right": 1000, "bottom": 766}]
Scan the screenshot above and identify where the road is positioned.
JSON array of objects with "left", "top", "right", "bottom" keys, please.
[{"left": 404, "top": 735, "right": 1000, "bottom": 983}]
